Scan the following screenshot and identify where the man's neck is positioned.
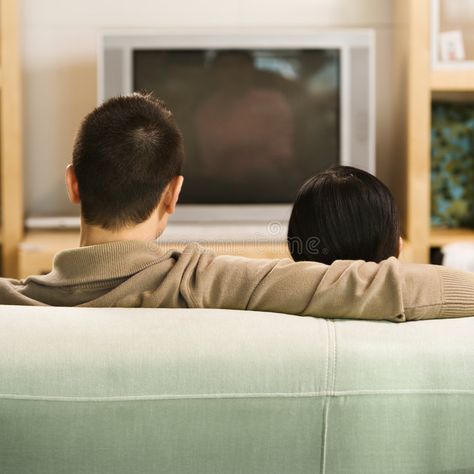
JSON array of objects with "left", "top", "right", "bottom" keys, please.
[{"left": 79, "top": 215, "right": 165, "bottom": 247}]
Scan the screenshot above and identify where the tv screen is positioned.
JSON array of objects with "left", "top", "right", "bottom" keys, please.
[{"left": 133, "top": 49, "right": 340, "bottom": 204}]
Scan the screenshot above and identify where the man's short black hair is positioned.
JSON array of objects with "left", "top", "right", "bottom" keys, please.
[{"left": 72, "top": 93, "right": 184, "bottom": 230}]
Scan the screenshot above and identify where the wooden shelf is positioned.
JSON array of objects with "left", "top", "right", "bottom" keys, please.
[
  {"left": 394, "top": 1, "right": 474, "bottom": 262},
  {"left": 20, "top": 229, "right": 80, "bottom": 252},
  {"left": 18, "top": 230, "right": 79, "bottom": 277},
  {"left": 0, "top": 0, "right": 23, "bottom": 277},
  {"left": 430, "top": 228, "right": 474, "bottom": 247},
  {"left": 431, "top": 70, "right": 474, "bottom": 92}
]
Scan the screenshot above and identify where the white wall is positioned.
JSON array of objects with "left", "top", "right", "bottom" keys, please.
[{"left": 22, "top": 0, "right": 396, "bottom": 217}]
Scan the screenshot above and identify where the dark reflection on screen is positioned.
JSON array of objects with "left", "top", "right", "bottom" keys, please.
[{"left": 134, "top": 49, "right": 340, "bottom": 204}]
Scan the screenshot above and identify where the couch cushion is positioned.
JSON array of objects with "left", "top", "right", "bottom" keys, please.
[{"left": 0, "top": 305, "right": 473, "bottom": 474}]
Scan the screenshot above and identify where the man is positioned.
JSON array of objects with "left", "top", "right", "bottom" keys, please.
[{"left": 1, "top": 93, "right": 473, "bottom": 322}]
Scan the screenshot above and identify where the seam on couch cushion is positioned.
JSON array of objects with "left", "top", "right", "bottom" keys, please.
[
  {"left": 320, "top": 319, "right": 330, "bottom": 474},
  {"left": 320, "top": 319, "right": 336, "bottom": 474},
  {"left": 0, "top": 390, "right": 473, "bottom": 402}
]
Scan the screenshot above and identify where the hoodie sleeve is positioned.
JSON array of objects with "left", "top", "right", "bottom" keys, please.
[
  {"left": 176, "top": 244, "right": 474, "bottom": 322},
  {"left": 177, "top": 245, "right": 403, "bottom": 321}
]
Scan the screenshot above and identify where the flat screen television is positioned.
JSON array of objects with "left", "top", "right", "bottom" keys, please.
[{"left": 98, "top": 29, "right": 375, "bottom": 239}]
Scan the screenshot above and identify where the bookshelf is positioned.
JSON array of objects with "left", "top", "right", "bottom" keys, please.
[
  {"left": 430, "top": 227, "right": 474, "bottom": 246},
  {"left": 396, "top": 0, "right": 474, "bottom": 263}
]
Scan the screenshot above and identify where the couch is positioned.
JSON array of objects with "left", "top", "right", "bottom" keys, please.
[{"left": 0, "top": 305, "right": 473, "bottom": 474}]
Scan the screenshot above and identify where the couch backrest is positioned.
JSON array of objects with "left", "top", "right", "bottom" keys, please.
[{"left": 0, "top": 305, "right": 473, "bottom": 474}]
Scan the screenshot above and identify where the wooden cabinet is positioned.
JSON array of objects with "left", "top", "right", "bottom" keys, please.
[
  {"left": 396, "top": 0, "right": 474, "bottom": 263},
  {"left": 0, "top": 0, "right": 23, "bottom": 277}
]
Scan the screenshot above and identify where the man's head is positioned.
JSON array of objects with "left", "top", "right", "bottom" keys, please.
[{"left": 66, "top": 94, "right": 184, "bottom": 242}]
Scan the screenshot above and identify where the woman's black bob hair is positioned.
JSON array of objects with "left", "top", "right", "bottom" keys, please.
[{"left": 287, "top": 165, "right": 401, "bottom": 264}]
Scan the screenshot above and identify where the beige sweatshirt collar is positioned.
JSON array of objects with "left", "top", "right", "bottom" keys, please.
[{"left": 25, "top": 240, "right": 170, "bottom": 286}]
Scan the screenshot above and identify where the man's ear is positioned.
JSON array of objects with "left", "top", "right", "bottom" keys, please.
[
  {"left": 163, "top": 175, "right": 184, "bottom": 215},
  {"left": 65, "top": 164, "right": 81, "bottom": 204}
]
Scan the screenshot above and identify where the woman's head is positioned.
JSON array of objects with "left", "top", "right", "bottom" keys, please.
[{"left": 287, "top": 166, "right": 401, "bottom": 264}]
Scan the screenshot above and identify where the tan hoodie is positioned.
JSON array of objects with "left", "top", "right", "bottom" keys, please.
[{"left": 0, "top": 240, "right": 473, "bottom": 322}]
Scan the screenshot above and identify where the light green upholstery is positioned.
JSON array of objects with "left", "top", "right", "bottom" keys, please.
[{"left": 0, "top": 305, "right": 473, "bottom": 474}]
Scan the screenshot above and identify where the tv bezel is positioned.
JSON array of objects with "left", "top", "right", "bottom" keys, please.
[{"left": 98, "top": 28, "right": 375, "bottom": 226}]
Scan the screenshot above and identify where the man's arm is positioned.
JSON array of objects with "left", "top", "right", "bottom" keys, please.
[{"left": 175, "top": 244, "right": 474, "bottom": 322}]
